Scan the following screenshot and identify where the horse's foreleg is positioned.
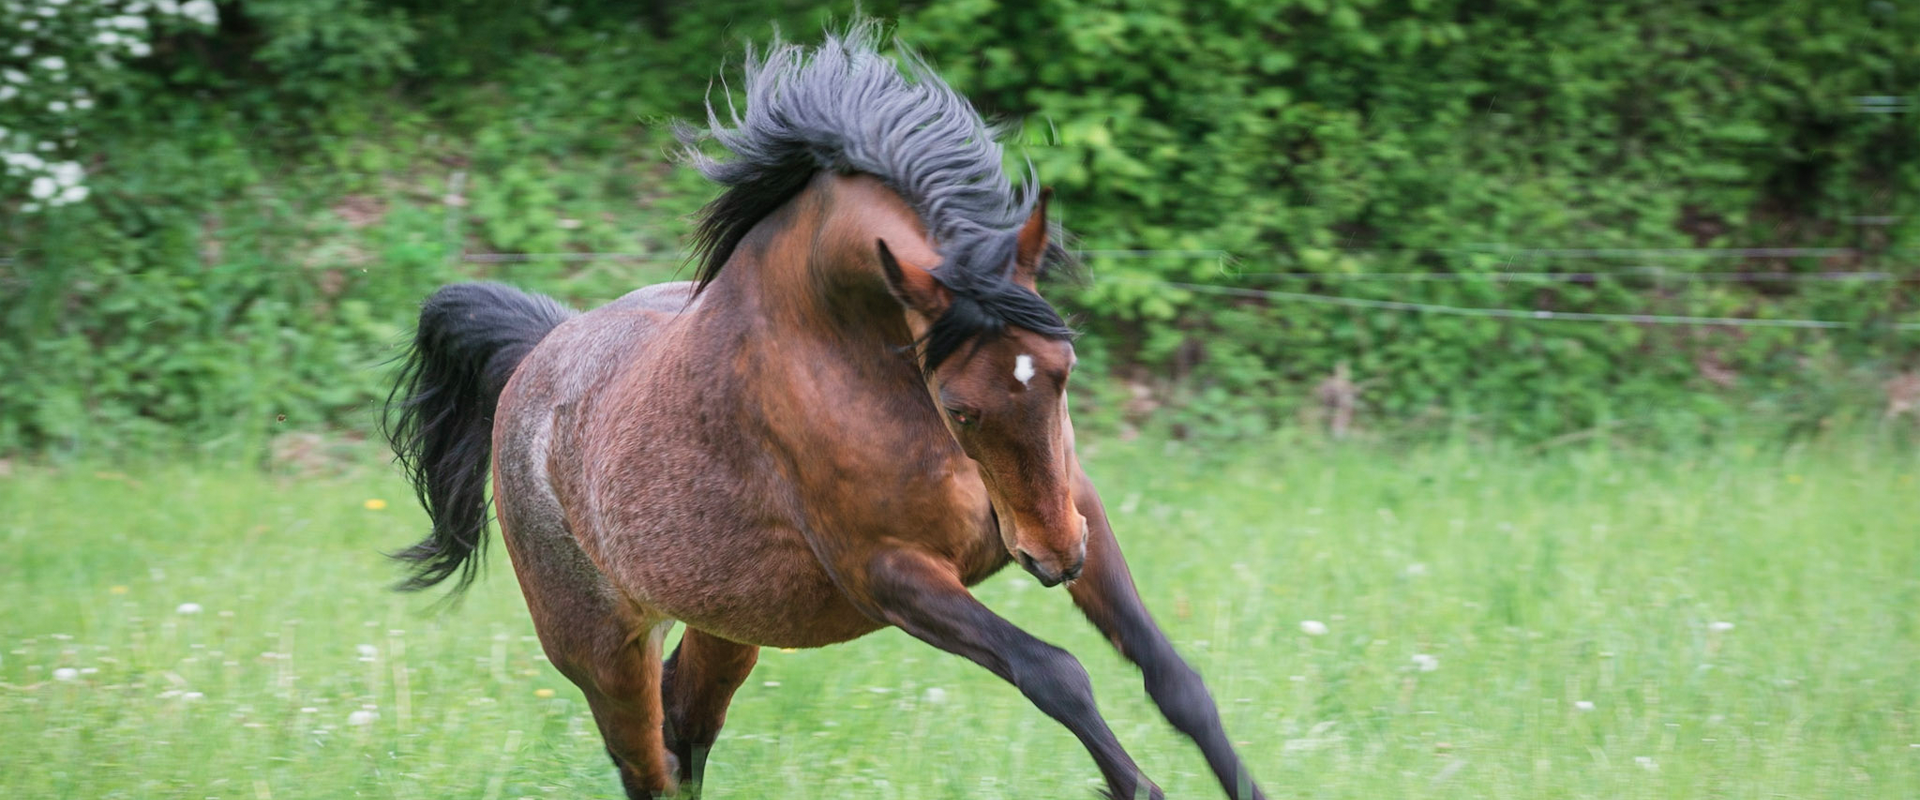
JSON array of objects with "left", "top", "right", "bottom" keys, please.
[
  {"left": 864, "top": 549, "right": 1163, "bottom": 800},
  {"left": 1066, "top": 475, "right": 1267, "bottom": 800},
  {"left": 661, "top": 628, "right": 759, "bottom": 794}
]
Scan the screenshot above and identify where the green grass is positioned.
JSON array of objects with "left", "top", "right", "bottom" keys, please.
[{"left": 3, "top": 437, "right": 1917, "bottom": 799}]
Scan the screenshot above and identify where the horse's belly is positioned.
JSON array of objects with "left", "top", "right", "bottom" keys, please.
[{"left": 603, "top": 522, "right": 883, "bottom": 649}]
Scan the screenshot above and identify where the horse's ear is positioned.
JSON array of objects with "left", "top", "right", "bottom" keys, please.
[
  {"left": 877, "top": 238, "right": 949, "bottom": 316},
  {"left": 1013, "top": 187, "right": 1053, "bottom": 283}
]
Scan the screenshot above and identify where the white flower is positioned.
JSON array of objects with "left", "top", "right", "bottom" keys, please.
[
  {"left": 21, "top": 19, "right": 40, "bottom": 31},
  {"left": 0, "top": 86, "right": 17, "bottom": 102},
  {"left": 2, "top": 69, "right": 26, "bottom": 85},
  {"left": 73, "top": 97, "right": 93, "bottom": 110},
  {"left": 1403, "top": 562, "right": 1429, "bottom": 577},
  {"left": 6, "top": 153, "right": 47, "bottom": 171},
  {"left": 181, "top": 691, "right": 204, "bottom": 701},
  {"left": 55, "top": 184, "right": 87, "bottom": 204},
  {"left": 1299, "top": 620, "right": 1328, "bottom": 636},
  {"left": 179, "top": 0, "right": 218, "bottom": 26},
  {"left": 1708, "top": 621, "right": 1734, "bottom": 633},
  {"left": 356, "top": 644, "right": 378, "bottom": 662},
  {"left": 95, "top": 32, "right": 123, "bottom": 47},
  {"left": 923, "top": 687, "right": 947, "bottom": 704},
  {"left": 53, "top": 667, "right": 79, "bottom": 681},
  {"left": 1574, "top": 700, "right": 1595, "bottom": 712},
  {"left": 7, "top": 44, "right": 28, "bottom": 58},
  {"left": 126, "top": 41, "right": 152, "bottom": 58},
  {"left": 29, "top": 176, "right": 56, "bottom": 199},
  {"left": 1411, "top": 653, "right": 1440, "bottom": 672},
  {"left": 114, "top": 15, "right": 150, "bottom": 30},
  {"left": 48, "top": 100, "right": 69, "bottom": 113},
  {"left": 176, "top": 602, "right": 203, "bottom": 615},
  {"left": 346, "top": 709, "right": 378, "bottom": 726},
  {"left": 37, "top": 57, "right": 67, "bottom": 72},
  {"left": 1634, "top": 756, "right": 1658, "bottom": 772}
]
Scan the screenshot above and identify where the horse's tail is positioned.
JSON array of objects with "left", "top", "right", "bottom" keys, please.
[{"left": 382, "top": 282, "right": 575, "bottom": 594}]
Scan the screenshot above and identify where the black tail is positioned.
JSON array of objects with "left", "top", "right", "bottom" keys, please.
[{"left": 382, "top": 282, "right": 575, "bottom": 594}]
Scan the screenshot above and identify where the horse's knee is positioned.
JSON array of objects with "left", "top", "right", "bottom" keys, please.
[{"left": 1013, "top": 644, "right": 1098, "bottom": 720}]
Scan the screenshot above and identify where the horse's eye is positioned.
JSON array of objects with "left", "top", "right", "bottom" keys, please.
[{"left": 946, "top": 408, "right": 977, "bottom": 427}]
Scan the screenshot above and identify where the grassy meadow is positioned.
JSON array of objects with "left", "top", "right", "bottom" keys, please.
[{"left": 2, "top": 436, "right": 1917, "bottom": 798}]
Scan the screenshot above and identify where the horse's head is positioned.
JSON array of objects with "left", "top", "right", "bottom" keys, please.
[{"left": 876, "top": 192, "right": 1087, "bottom": 586}]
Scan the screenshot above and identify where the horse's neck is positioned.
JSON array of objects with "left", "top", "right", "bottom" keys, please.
[
  {"left": 709, "top": 174, "right": 931, "bottom": 371},
  {"left": 693, "top": 174, "right": 949, "bottom": 441}
]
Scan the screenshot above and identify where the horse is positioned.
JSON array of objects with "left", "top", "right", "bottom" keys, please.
[{"left": 384, "top": 25, "right": 1266, "bottom": 800}]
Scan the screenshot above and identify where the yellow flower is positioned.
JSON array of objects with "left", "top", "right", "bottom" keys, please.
[
  {"left": 779, "top": 648, "right": 797, "bottom": 654},
  {"left": 534, "top": 688, "right": 555, "bottom": 698},
  {"left": 109, "top": 585, "right": 129, "bottom": 595},
  {"left": 364, "top": 499, "right": 388, "bottom": 510},
  {"left": 1786, "top": 474, "right": 1803, "bottom": 485}
]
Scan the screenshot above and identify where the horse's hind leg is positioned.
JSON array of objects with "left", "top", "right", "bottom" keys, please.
[
  {"left": 492, "top": 469, "right": 679, "bottom": 796},
  {"left": 578, "top": 619, "right": 679, "bottom": 799},
  {"left": 661, "top": 629, "right": 759, "bottom": 792}
]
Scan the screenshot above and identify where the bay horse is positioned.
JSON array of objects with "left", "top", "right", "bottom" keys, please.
[{"left": 385, "top": 26, "right": 1265, "bottom": 800}]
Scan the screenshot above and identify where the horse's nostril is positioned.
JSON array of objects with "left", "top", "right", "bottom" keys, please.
[
  {"left": 1015, "top": 549, "right": 1066, "bottom": 587},
  {"left": 1061, "top": 559, "right": 1084, "bottom": 582}
]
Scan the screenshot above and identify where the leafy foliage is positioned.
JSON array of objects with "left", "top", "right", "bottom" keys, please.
[{"left": 3, "top": 0, "right": 1917, "bottom": 454}]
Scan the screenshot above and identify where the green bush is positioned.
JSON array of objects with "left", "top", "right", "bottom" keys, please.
[{"left": 3, "top": 0, "right": 1917, "bottom": 455}]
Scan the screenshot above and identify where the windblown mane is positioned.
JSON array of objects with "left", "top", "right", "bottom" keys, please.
[{"left": 676, "top": 21, "right": 1075, "bottom": 370}]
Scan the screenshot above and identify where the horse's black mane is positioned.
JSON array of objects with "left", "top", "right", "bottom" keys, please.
[{"left": 676, "top": 21, "right": 1075, "bottom": 371}]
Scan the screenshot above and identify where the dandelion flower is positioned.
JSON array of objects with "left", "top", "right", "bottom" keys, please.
[
  {"left": 1574, "top": 700, "right": 1595, "bottom": 712},
  {"left": 534, "top": 688, "right": 555, "bottom": 698},
  {"left": 923, "top": 687, "right": 947, "bottom": 704},
  {"left": 1411, "top": 653, "right": 1440, "bottom": 672},
  {"left": 1299, "top": 620, "right": 1328, "bottom": 636},
  {"left": 347, "top": 710, "right": 378, "bottom": 726},
  {"left": 363, "top": 498, "right": 388, "bottom": 510},
  {"left": 176, "top": 602, "right": 203, "bottom": 615},
  {"left": 356, "top": 644, "right": 378, "bottom": 662},
  {"left": 109, "top": 586, "right": 128, "bottom": 595},
  {"left": 53, "top": 667, "right": 79, "bottom": 682}
]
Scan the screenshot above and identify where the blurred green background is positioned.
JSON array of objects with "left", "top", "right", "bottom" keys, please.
[
  {"left": 5, "top": 3, "right": 1920, "bottom": 799},
  {"left": 4, "top": 0, "right": 1918, "bottom": 455}
]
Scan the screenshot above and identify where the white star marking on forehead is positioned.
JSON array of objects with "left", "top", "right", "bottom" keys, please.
[{"left": 1014, "top": 354, "right": 1036, "bottom": 387}]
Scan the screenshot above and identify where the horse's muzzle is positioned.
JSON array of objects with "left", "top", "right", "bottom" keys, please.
[{"left": 1016, "top": 546, "right": 1085, "bottom": 588}]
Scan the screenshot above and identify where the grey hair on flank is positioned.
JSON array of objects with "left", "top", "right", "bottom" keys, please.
[{"left": 676, "top": 21, "right": 1077, "bottom": 361}]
